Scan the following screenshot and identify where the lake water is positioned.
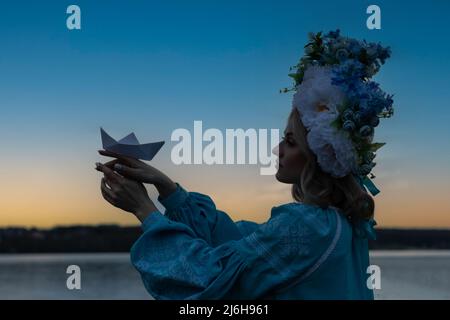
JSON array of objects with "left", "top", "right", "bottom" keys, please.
[{"left": 1, "top": 251, "right": 449, "bottom": 300}]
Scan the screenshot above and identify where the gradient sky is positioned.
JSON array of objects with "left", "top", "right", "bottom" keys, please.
[{"left": 1, "top": 0, "right": 449, "bottom": 228}]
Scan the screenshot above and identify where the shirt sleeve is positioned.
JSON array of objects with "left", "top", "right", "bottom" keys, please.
[
  {"left": 235, "top": 220, "right": 260, "bottom": 237},
  {"left": 157, "top": 183, "right": 254, "bottom": 246},
  {"left": 130, "top": 204, "right": 338, "bottom": 300}
]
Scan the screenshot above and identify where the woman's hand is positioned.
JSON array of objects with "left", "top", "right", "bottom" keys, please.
[
  {"left": 96, "top": 162, "right": 158, "bottom": 223},
  {"left": 97, "top": 150, "right": 177, "bottom": 198}
]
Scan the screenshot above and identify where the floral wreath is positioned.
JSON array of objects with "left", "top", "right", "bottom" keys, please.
[{"left": 282, "top": 30, "right": 394, "bottom": 196}]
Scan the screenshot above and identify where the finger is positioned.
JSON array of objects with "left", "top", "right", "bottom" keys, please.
[
  {"left": 101, "top": 178, "right": 117, "bottom": 205},
  {"left": 113, "top": 163, "right": 143, "bottom": 180},
  {"left": 104, "top": 159, "right": 120, "bottom": 169},
  {"left": 98, "top": 150, "right": 140, "bottom": 166},
  {"left": 101, "top": 176, "right": 116, "bottom": 192},
  {"left": 95, "top": 160, "right": 124, "bottom": 176},
  {"left": 104, "top": 174, "right": 121, "bottom": 193},
  {"left": 96, "top": 163, "right": 123, "bottom": 183},
  {"left": 98, "top": 149, "right": 122, "bottom": 158}
]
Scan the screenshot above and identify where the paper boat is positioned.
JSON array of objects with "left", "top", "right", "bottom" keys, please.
[{"left": 100, "top": 128, "right": 164, "bottom": 161}]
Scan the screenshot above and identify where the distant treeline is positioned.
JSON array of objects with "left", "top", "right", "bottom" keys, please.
[
  {"left": 1, "top": 225, "right": 450, "bottom": 253},
  {"left": 369, "top": 229, "right": 450, "bottom": 250},
  {"left": 0, "top": 225, "right": 142, "bottom": 253}
]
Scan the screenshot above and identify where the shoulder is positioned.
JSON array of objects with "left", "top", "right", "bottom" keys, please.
[
  {"left": 247, "top": 203, "right": 342, "bottom": 257},
  {"left": 269, "top": 203, "right": 341, "bottom": 237},
  {"left": 238, "top": 203, "right": 345, "bottom": 284},
  {"left": 261, "top": 203, "right": 347, "bottom": 270}
]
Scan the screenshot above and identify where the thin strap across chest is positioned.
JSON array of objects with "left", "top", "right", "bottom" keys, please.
[{"left": 273, "top": 210, "right": 342, "bottom": 294}]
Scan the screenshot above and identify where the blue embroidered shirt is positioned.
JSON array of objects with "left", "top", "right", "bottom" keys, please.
[{"left": 130, "top": 183, "right": 375, "bottom": 300}]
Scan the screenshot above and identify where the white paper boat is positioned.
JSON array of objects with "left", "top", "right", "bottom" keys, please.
[{"left": 100, "top": 128, "right": 164, "bottom": 160}]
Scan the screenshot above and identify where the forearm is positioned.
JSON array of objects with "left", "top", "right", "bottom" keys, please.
[
  {"left": 135, "top": 203, "right": 159, "bottom": 223},
  {"left": 134, "top": 176, "right": 176, "bottom": 223},
  {"left": 155, "top": 176, "right": 178, "bottom": 199}
]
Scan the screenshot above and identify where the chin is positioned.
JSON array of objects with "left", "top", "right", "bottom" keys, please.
[
  {"left": 275, "top": 171, "right": 291, "bottom": 184},
  {"left": 275, "top": 172, "right": 280, "bottom": 182}
]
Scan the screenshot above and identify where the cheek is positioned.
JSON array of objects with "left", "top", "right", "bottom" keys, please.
[{"left": 283, "top": 148, "right": 305, "bottom": 173}]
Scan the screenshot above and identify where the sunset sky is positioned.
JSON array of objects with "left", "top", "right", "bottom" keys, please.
[{"left": 1, "top": 0, "right": 449, "bottom": 228}]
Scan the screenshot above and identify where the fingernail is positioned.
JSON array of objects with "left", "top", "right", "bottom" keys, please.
[{"left": 114, "top": 163, "right": 122, "bottom": 170}]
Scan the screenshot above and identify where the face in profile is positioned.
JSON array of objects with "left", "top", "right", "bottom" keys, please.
[{"left": 272, "top": 113, "right": 308, "bottom": 184}]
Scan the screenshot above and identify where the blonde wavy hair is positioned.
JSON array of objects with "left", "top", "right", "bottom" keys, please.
[{"left": 288, "top": 108, "right": 374, "bottom": 221}]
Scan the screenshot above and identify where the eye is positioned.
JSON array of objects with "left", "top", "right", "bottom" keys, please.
[{"left": 282, "top": 136, "right": 295, "bottom": 146}]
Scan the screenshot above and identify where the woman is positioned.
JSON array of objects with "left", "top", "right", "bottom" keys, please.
[{"left": 95, "top": 30, "right": 393, "bottom": 299}]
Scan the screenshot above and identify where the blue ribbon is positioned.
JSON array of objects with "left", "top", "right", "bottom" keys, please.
[
  {"left": 353, "top": 174, "right": 379, "bottom": 240},
  {"left": 354, "top": 218, "right": 377, "bottom": 240},
  {"left": 354, "top": 174, "right": 380, "bottom": 196}
]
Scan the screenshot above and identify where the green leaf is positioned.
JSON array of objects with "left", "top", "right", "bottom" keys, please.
[
  {"left": 336, "top": 103, "right": 347, "bottom": 113},
  {"left": 369, "top": 142, "right": 386, "bottom": 152},
  {"left": 330, "top": 118, "right": 341, "bottom": 129}
]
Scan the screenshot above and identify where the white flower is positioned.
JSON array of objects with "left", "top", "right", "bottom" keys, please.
[
  {"left": 307, "top": 115, "right": 357, "bottom": 177},
  {"left": 292, "top": 66, "right": 346, "bottom": 129},
  {"left": 291, "top": 65, "right": 357, "bottom": 177}
]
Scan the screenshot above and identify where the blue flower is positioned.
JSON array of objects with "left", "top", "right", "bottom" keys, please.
[
  {"left": 359, "top": 125, "right": 373, "bottom": 137},
  {"left": 331, "top": 60, "right": 366, "bottom": 95},
  {"left": 342, "top": 109, "right": 354, "bottom": 121},
  {"left": 369, "top": 116, "right": 380, "bottom": 127},
  {"left": 343, "top": 120, "right": 356, "bottom": 132},
  {"left": 336, "top": 48, "right": 349, "bottom": 62},
  {"left": 377, "top": 45, "right": 391, "bottom": 64},
  {"left": 347, "top": 39, "right": 361, "bottom": 55},
  {"left": 352, "top": 112, "right": 362, "bottom": 125},
  {"left": 326, "top": 29, "right": 340, "bottom": 39}
]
